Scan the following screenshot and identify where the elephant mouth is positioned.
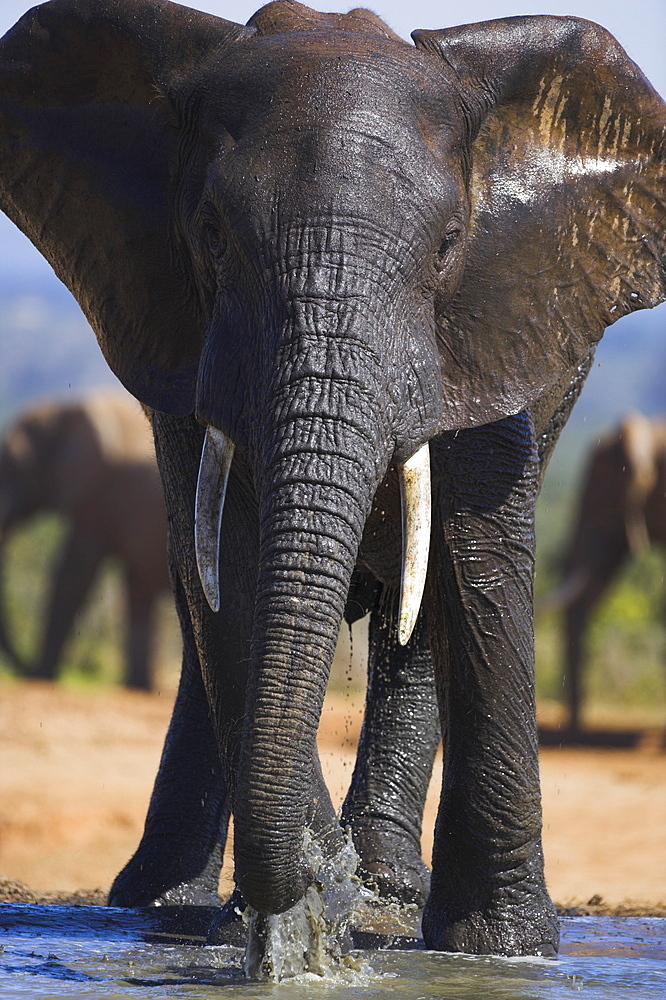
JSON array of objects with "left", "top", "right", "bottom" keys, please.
[{"left": 193, "top": 424, "right": 431, "bottom": 645}]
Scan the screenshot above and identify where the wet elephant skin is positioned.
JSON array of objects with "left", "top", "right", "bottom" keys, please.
[{"left": 0, "top": 0, "right": 664, "bottom": 957}]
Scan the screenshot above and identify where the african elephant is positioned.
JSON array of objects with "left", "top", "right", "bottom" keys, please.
[
  {"left": 0, "top": 0, "right": 664, "bottom": 960},
  {"left": 549, "top": 412, "right": 666, "bottom": 732},
  {"left": 0, "top": 394, "right": 170, "bottom": 689}
]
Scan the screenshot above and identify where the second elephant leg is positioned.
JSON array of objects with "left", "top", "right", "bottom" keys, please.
[
  {"left": 111, "top": 411, "right": 238, "bottom": 908},
  {"left": 123, "top": 576, "right": 158, "bottom": 691},
  {"left": 35, "top": 523, "right": 105, "bottom": 679},
  {"left": 423, "top": 414, "right": 559, "bottom": 956},
  {"left": 341, "top": 595, "right": 440, "bottom": 905}
]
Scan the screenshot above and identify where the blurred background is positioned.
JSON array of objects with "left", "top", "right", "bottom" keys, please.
[{"left": 0, "top": 0, "right": 664, "bottom": 733}]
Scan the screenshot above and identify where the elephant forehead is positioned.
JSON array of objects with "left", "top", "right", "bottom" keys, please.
[
  {"left": 196, "top": 40, "right": 466, "bottom": 243},
  {"left": 206, "top": 32, "right": 462, "bottom": 151}
]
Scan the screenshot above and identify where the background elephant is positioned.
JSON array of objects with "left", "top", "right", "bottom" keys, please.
[
  {"left": 0, "top": 0, "right": 664, "bottom": 963},
  {"left": 548, "top": 412, "right": 666, "bottom": 732},
  {"left": 0, "top": 394, "right": 170, "bottom": 690}
]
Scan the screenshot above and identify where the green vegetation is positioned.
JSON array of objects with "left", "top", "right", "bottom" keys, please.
[
  {"left": 535, "top": 559, "right": 665, "bottom": 714},
  {"left": 0, "top": 514, "right": 180, "bottom": 689}
]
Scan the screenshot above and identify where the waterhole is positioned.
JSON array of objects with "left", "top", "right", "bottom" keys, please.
[{"left": 0, "top": 905, "right": 663, "bottom": 999}]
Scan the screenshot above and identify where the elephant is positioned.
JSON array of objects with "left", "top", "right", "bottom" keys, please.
[
  {"left": 0, "top": 394, "right": 170, "bottom": 690},
  {"left": 547, "top": 412, "right": 666, "bottom": 733},
  {"left": 0, "top": 0, "right": 664, "bottom": 961}
]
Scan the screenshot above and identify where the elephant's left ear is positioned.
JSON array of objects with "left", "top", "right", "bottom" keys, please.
[{"left": 414, "top": 16, "right": 666, "bottom": 429}]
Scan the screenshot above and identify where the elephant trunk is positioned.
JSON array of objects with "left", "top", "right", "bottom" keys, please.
[
  {"left": 232, "top": 405, "right": 388, "bottom": 914},
  {"left": 195, "top": 274, "right": 434, "bottom": 913},
  {"left": 194, "top": 403, "right": 433, "bottom": 912}
]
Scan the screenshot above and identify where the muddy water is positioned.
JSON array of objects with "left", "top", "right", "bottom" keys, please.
[{"left": 0, "top": 906, "right": 664, "bottom": 999}]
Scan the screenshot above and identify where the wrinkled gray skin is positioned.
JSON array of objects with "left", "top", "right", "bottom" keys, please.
[
  {"left": 551, "top": 413, "right": 666, "bottom": 732},
  {"left": 0, "top": 0, "right": 665, "bottom": 957},
  {"left": 0, "top": 396, "right": 170, "bottom": 690}
]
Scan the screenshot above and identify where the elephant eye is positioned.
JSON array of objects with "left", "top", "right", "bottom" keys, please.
[
  {"left": 200, "top": 204, "right": 228, "bottom": 263},
  {"left": 205, "top": 223, "right": 228, "bottom": 262},
  {"left": 434, "top": 226, "right": 462, "bottom": 274}
]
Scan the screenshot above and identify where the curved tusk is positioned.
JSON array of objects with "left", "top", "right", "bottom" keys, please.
[
  {"left": 397, "top": 442, "right": 431, "bottom": 645},
  {"left": 195, "top": 426, "right": 235, "bottom": 613}
]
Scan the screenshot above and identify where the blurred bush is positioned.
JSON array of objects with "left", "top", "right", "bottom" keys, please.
[{"left": 0, "top": 515, "right": 181, "bottom": 690}]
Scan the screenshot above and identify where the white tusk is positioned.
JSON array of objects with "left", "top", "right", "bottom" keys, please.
[
  {"left": 195, "top": 426, "right": 235, "bottom": 613},
  {"left": 397, "top": 442, "right": 431, "bottom": 645}
]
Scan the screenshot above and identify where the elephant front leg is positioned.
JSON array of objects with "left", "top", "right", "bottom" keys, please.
[
  {"left": 109, "top": 572, "right": 230, "bottom": 907},
  {"left": 423, "top": 414, "right": 559, "bottom": 957},
  {"left": 111, "top": 411, "right": 239, "bottom": 909},
  {"left": 341, "top": 594, "right": 440, "bottom": 905}
]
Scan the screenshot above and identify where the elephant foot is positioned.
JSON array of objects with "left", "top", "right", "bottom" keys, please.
[
  {"left": 351, "top": 825, "right": 430, "bottom": 907},
  {"left": 108, "top": 853, "right": 222, "bottom": 908},
  {"left": 422, "top": 882, "right": 560, "bottom": 957},
  {"left": 207, "top": 889, "right": 248, "bottom": 947},
  {"left": 109, "top": 879, "right": 221, "bottom": 909}
]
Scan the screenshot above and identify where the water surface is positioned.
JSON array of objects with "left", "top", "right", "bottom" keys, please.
[{"left": 0, "top": 905, "right": 663, "bottom": 999}]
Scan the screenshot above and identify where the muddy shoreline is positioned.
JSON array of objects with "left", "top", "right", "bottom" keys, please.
[{"left": 2, "top": 679, "right": 664, "bottom": 917}]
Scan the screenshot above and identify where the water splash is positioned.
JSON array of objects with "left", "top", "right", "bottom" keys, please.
[{"left": 242, "top": 829, "right": 374, "bottom": 981}]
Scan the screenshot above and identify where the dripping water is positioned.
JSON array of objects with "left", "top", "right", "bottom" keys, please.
[
  {"left": 345, "top": 620, "right": 356, "bottom": 758},
  {"left": 242, "top": 829, "right": 374, "bottom": 982}
]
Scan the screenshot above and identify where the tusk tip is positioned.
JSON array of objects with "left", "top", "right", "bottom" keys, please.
[
  {"left": 198, "top": 566, "right": 221, "bottom": 613},
  {"left": 397, "top": 441, "right": 431, "bottom": 648},
  {"left": 206, "top": 591, "right": 221, "bottom": 614},
  {"left": 398, "top": 614, "right": 415, "bottom": 646},
  {"left": 195, "top": 426, "right": 235, "bottom": 617}
]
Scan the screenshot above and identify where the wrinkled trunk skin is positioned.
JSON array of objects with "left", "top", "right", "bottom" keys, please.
[{"left": 233, "top": 391, "right": 391, "bottom": 915}]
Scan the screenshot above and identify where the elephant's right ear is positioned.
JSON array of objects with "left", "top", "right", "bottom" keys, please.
[{"left": 0, "top": 0, "right": 254, "bottom": 413}]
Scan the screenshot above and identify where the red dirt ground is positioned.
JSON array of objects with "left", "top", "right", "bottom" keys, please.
[{"left": 1, "top": 679, "right": 664, "bottom": 913}]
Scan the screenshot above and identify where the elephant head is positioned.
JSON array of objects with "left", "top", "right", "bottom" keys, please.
[{"left": 1, "top": 0, "right": 664, "bottom": 917}]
